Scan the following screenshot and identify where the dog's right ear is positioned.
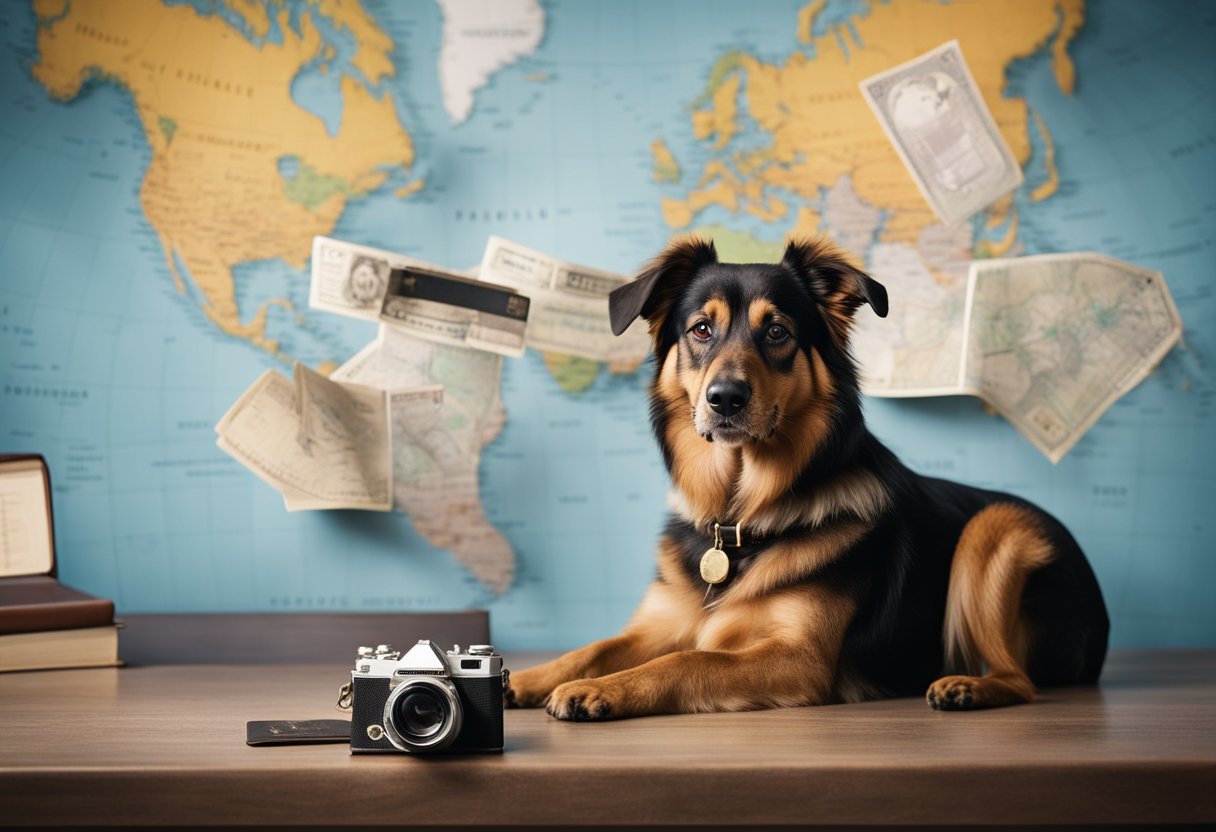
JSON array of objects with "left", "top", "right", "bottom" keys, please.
[{"left": 609, "top": 237, "right": 717, "bottom": 338}]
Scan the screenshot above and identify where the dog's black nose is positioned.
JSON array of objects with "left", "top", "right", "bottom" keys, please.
[{"left": 706, "top": 378, "right": 751, "bottom": 417}]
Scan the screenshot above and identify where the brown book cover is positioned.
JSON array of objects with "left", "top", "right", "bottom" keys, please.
[
  {"left": 0, "top": 454, "right": 118, "bottom": 639},
  {"left": 0, "top": 575, "right": 116, "bottom": 635}
]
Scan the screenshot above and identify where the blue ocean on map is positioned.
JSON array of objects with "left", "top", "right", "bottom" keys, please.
[{"left": 0, "top": 0, "right": 1212, "bottom": 650}]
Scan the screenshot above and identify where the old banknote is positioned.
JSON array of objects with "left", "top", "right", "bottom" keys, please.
[
  {"left": 962, "top": 253, "right": 1182, "bottom": 463},
  {"left": 215, "top": 365, "right": 393, "bottom": 511},
  {"left": 478, "top": 235, "right": 650, "bottom": 363},
  {"left": 380, "top": 264, "right": 530, "bottom": 357},
  {"left": 309, "top": 236, "right": 447, "bottom": 323},
  {"left": 860, "top": 40, "right": 1023, "bottom": 226}
]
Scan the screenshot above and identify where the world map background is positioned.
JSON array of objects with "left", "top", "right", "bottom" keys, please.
[{"left": 1, "top": 0, "right": 1212, "bottom": 651}]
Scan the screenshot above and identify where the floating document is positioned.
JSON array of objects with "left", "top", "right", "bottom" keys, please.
[
  {"left": 311, "top": 235, "right": 531, "bottom": 357},
  {"left": 856, "top": 253, "right": 1182, "bottom": 463},
  {"left": 860, "top": 40, "right": 1023, "bottom": 226},
  {"left": 215, "top": 364, "right": 395, "bottom": 511},
  {"left": 962, "top": 253, "right": 1182, "bottom": 463},
  {"left": 478, "top": 235, "right": 651, "bottom": 364},
  {"left": 380, "top": 264, "right": 530, "bottom": 358},
  {"left": 280, "top": 384, "right": 444, "bottom": 512},
  {"left": 309, "top": 236, "right": 446, "bottom": 323},
  {"left": 332, "top": 325, "right": 515, "bottom": 593}
]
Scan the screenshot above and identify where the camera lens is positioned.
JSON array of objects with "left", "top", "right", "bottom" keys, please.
[
  {"left": 396, "top": 689, "right": 445, "bottom": 738},
  {"left": 383, "top": 677, "right": 463, "bottom": 753}
]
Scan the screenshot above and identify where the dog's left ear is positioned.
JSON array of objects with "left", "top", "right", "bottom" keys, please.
[
  {"left": 781, "top": 238, "right": 887, "bottom": 344},
  {"left": 609, "top": 236, "right": 718, "bottom": 338}
]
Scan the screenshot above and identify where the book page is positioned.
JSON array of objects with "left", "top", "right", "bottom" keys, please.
[{"left": 0, "top": 459, "right": 53, "bottom": 577}]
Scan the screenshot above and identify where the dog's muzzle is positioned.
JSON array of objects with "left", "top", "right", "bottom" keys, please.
[{"left": 706, "top": 378, "right": 751, "bottom": 418}]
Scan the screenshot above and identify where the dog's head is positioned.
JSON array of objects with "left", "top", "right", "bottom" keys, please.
[{"left": 609, "top": 236, "right": 886, "bottom": 454}]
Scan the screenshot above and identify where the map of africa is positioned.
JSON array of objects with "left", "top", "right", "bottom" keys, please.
[{"left": 1, "top": 0, "right": 1212, "bottom": 650}]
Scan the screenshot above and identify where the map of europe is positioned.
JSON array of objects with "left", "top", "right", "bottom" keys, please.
[{"left": 1, "top": 0, "right": 1212, "bottom": 650}]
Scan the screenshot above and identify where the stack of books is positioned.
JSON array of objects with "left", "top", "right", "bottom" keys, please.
[{"left": 1, "top": 454, "right": 121, "bottom": 672}]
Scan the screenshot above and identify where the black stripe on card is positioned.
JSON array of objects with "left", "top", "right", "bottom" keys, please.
[{"left": 384, "top": 268, "right": 531, "bottom": 321}]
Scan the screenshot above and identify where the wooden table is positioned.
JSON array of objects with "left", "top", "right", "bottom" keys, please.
[{"left": 1, "top": 649, "right": 1213, "bottom": 828}]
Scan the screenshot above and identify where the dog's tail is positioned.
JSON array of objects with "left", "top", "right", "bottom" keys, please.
[{"left": 942, "top": 503, "right": 1055, "bottom": 677}]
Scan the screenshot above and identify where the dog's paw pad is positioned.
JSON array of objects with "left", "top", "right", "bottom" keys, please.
[
  {"left": 547, "top": 682, "right": 615, "bottom": 721},
  {"left": 926, "top": 676, "right": 977, "bottom": 710}
]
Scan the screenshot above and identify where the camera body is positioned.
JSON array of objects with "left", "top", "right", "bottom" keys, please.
[{"left": 348, "top": 640, "right": 506, "bottom": 754}]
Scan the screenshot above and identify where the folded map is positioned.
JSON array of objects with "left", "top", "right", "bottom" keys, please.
[{"left": 855, "top": 252, "right": 1183, "bottom": 463}]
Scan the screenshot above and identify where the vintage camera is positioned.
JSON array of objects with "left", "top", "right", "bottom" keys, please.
[{"left": 346, "top": 640, "right": 506, "bottom": 754}]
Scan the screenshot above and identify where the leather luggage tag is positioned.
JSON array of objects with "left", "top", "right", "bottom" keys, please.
[{"left": 246, "top": 719, "right": 351, "bottom": 746}]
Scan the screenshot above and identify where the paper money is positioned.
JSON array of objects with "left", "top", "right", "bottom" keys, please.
[
  {"left": 478, "top": 235, "right": 651, "bottom": 363},
  {"left": 860, "top": 40, "right": 1023, "bottom": 226},
  {"left": 310, "top": 236, "right": 446, "bottom": 323},
  {"left": 215, "top": 366, "right": 393, "bottom": 511},
  {"left": 380, "top": 265, "right": 530, "bottom": 357}
]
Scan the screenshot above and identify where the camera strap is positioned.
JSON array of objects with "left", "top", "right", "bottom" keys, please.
[{"left": 336, "top": 681, "right": 353, "bottom": 710}]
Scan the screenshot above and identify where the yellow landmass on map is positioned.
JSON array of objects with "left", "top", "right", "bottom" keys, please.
[
  {"left": 976, "top": 205, "right": 1020, "bottom": 259},
  {"left": 395, "top": 178, "right": 426, "bottom": 199},
  {"left": 651, "top": 138, "right": 681, "bottom": 184},
  {"left": 31, "top": 0, "right": 415, "bottom": 354},
  {"left": 662, "top": 0, "right": 1083, "bottom": 251},
  {"left": 317, "top": 0, "right": 396, "bottom": 86},
  {"left": 1029, "top": 110, "right": 1061, "bottom": 202},
  {"left": 692, "top": 74, "right": 740, "bottom": 149},
  {"left": 228, "top": 0, "right": 270, "bottom": 38},
  {"left": 796, "top": 0, "right": 827, "bottom": 45},
  {"left": 985, "top": 193, "right": 1015, "bottom": 231},
  {"left": 790, "top": 205, "right": 822, "bottom": 239},
  {"left": 693, "top": 226, "right": 786, "bottom": 264},
  {"left": 543, "top": 352, "right": 603, "bottom": 394}
]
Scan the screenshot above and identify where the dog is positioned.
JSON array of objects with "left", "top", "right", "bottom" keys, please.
[{"left": 506, "top": 236, "right": 1109, "bottom": 720}]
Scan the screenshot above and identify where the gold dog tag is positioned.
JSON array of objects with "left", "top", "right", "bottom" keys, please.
[
  {"left": 700, "top": 546, "right": 730, "bottom": 585},
  {"left": 700, "top": 522, "right": 729, "bottom": 585}
]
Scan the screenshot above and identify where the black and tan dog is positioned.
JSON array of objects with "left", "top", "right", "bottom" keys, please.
[{"left": 507, "top": 236, "right": 1109, "bottom": 720}]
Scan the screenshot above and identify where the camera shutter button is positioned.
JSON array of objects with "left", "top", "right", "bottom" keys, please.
[{"left": 468, "top": 644, "right": 494, "bottom": 656}]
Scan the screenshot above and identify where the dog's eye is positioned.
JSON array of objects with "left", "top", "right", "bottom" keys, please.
[
  {"left": 690, "top": 322, "right": 713, "bottom": 341},
  {"left": 765, "top": 324, "right": 790, "bottom": 343}
]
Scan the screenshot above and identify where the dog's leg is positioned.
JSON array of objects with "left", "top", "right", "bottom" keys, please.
[
  {"left": 928, "top": 503, "right": 1054, "bottom": 710},
  {"left": 506, "top": 633, "right": 671, "bottom": 708},
  {"left": 545, "top": 638, "right": 827, "bottom": 720},
  {"left": 506, "top": 581, "right": 698, "bottom": 708},
  {"left": 545, "top": 587, "right": 850, "bottom": 720}
]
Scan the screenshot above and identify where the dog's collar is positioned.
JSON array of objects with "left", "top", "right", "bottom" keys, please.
[
  {"left": 699, "top": 521, "right": 753, "bottom": 586},
  {"left": 712, "top": 522, "right": 746, "bottom": 551}
]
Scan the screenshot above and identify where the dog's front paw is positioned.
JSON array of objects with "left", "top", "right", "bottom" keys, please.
[
  {"left": 504, "top": 666, "right": 557, "bottom": 709},
  {"left": 926, "top": 675, "right": 977, "bottom": 710},
  {"left": 546, "top": 679, "right": 621, "bottom": 721}
]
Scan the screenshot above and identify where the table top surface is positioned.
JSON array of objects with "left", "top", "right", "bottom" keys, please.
[{"left": 1, "top": 648, "right": 1214, "bottom": 826}]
